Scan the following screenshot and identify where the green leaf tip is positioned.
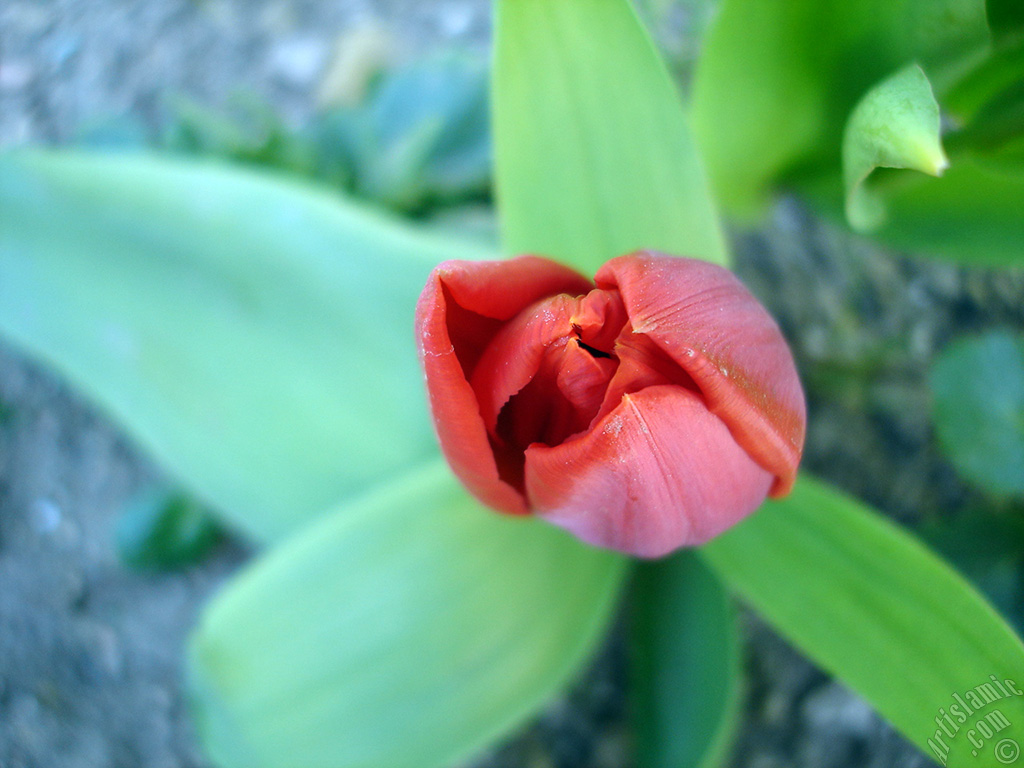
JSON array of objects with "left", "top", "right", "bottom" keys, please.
[{"left": 843, "top": 63, "right": 949, "bottom": 232}]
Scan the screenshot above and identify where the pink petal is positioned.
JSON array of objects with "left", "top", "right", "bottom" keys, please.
[
  {"left": 469, "top": 288, "right": 622, "bottom": 436},
  {"left": 469, "top": 294, "right": 579, "bottom": 435},
  {"left": 524, "top": 385, "right": 774, "bottom": 557},
  {"left": 596, "top": 252, "right": 806, "bottom": 495},
  {"left": 415, "top": 256, "right": 591, "bottom": 514}
]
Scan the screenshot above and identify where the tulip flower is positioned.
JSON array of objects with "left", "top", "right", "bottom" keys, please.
[{"left": 416, "top": 251, "right": 805, "bottom": 557}]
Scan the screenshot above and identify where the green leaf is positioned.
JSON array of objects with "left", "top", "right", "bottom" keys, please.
[
  {"left": 951, "top": 82, "right": 1024, "bottom": 169},
  {"left": 116, "top": 487, "right": 223, "bottom": 571},
  {"left": 702, "top": 475, "right": 1024, "bottom": 768},
  {"left": 188, "top": 460, "right": 626, "bottom": 768},
  {"left": 843, "top": 64, "right": 948, "bottom": 231},
  {"left": 0, "top": 151, "right": 491, "bottom": 542},
  {"left": 493, "top": 0, "right": 727, "bottom": 271},
  {"left": 930, "top": 331, "right": 1024, "bottom": 497},
  {"left": 630, "top": 551, "right": 741, "bottom": 768},
  {"left": 868, "top": 159, "right": 1024, "bottom": 266},
  {"left": 944, "top": 35, "right": 1024, "bottom": 124},
  {"left": 941, "top": 33, "right": 1024, "bottom": 178},
  {"left": 988, "top": 0, "right": 1024, "bottom": 40},
  {"left": 692, "top": 0, "right": 989, "bottom": 214},
  {"left": 801, "top": 150, "right": 1024, "bottom": 266}
]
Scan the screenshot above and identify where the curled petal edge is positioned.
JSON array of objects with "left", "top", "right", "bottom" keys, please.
[
  {"left": 415, "top": 257, "right": 592, "bottom": 513},
  {"left": 596, "top": 252, "right": 806, "bottom": 495}
]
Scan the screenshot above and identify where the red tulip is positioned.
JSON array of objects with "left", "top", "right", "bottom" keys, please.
[{"left": 416, "top": 251, "right": 805, "bottom": 558}]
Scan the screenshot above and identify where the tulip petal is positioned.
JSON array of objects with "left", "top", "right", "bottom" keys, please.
[
  {"left": 525, "top": 385, "right": 774, "bottom": 558},
  {"left": 596, "top": 252, "right": 805, "bottom": 495},
  {"left": 415, "top": 257, "right": 591, "bottom": 514},
  {"left": 469, "top": 294, "right": 579, "bottom": 435},
  {"left": 598, "top": 328, "right": 698, "bottom": 419},
  {"left": 469, "top": 288, "right": 623, "bottom": 438},
  {"left": 433, "top": 256, "right": 592, "bottom": 324},
  {"left": 555, "top": 342, "right": 618, "bottom": 434}
]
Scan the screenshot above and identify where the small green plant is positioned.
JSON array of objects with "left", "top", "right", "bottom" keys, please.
[
  {"left": 116, "top": 487, "right": 225, "bottom": 571},
  {"left": 77, "top": 53, "right": 492, "bottom": 220}
]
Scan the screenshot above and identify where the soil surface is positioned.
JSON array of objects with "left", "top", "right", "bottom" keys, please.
[{"left": 3, "top": 2, "right": 1023, "bottom": 768}]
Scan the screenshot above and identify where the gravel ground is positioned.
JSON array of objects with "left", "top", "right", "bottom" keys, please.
[
  {"left": 0, "top": 0, "right": 491, "bottom": 146},
  {"left": 0, "top": 344, "right": 245, "bottom": 768},
  {"left": 2, "top": 2, "right": 1022, "bottom": 768}
]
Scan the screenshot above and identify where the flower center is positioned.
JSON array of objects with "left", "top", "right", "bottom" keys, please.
[
  {"left": 469, "top": 288, "right": 697, "bottom": 492},
  {"left": 572, "top": 324, "right": 614, "bottom": 359}
]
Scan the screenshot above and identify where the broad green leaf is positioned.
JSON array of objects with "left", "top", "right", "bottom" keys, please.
[
  {"left": 692, "top": 0, "right": 989, "bottom": 214},
  {"left": 948, "top": 83, "right": 1024, "bottom": 175},
  {"left": 843, "top": 64, "right": 948, "bottom": 231},
  {"left": 942, "top": 34, "right": 1024, "bottom": 176},
  {"left": 801, "top": 152, "right": 1024, "bottom": 266},
  {"left": 493, "top": 0, "right": 727, "bottom": 271},
  {"left": 951, "top": 83, "right": 1024, "bottom": 170},
  {"left": 988, "top": 0, "right": 1024, "bottom": 40},
  {"left": 702, "top": 475, "right": 1024, "bottom": 768},
  {"left": 0, "top": 151, "right": 490, "bottom": 542},
  {"left": 869, "top": 159, "right": 1024, "bottom": 265},
  {"left": 944, "top": 35, "right": 1024, "bottom": 123},
  {"left": 188, "top": 460, "right": 626, "bottom": 768},
  {"left": 930, "top": 331, "right": 1024, "bottom": 497},
  {"left": 631, "top": 551, "right": 741, "bottom": 768}
]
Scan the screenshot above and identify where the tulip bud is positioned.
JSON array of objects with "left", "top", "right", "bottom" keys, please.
[{"left": 416, "top": 251, "right": 805, "bottom": 558}]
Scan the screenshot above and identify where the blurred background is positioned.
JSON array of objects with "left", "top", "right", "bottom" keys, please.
[{"left": 1, "top": 1, "right": 1022, "bottom": 767}]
